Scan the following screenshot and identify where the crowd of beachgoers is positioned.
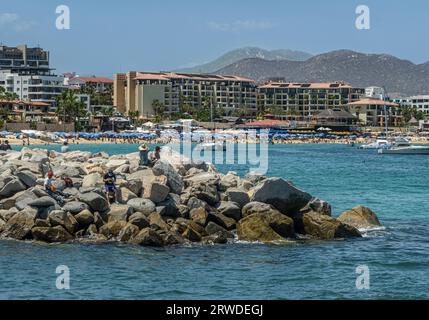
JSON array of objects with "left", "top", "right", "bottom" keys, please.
[{"left": 1, "top": 129, "right": 428, "bottom": 147}]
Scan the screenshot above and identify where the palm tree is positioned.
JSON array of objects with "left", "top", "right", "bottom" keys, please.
[
  {"left": 152, "top": 99, "right": 166, "bottom": 123},
  {"left": 128, "top": 110, "right": 140, "bottom": 125},
  {"left": 56, "top": 89, "right": 88, "bottom": 130}
]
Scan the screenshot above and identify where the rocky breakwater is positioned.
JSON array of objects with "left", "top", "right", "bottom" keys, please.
[{"left": 0, "top": 147, "right": 382, "bottom": 246}]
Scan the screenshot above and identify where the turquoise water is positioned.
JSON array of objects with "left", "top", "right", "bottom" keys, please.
[{"left": 1, "top": 143, "right": 429, "bottom": 299}]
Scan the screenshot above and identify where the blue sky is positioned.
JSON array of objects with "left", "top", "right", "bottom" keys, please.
[{"left": 0, "top": 0, "right": 426, "bottom": 76}]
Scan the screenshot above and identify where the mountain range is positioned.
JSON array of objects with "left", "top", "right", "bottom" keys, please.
[
  {"left": 215, "top": 50, "right": 429, "bottom": 97},
  {"left": 175, "top": 47, "right": 312, "bottom": 74}
]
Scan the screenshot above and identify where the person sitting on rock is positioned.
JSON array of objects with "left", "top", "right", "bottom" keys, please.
[
  {"left": 61, "top": 141, "right": 70, "bottom": 153},
  {"left": 44, "top": 171, "right": 66, "bottom": 206},
  {"left": 103, "top": 169, "right": 118, "bottom": 204},
  {"left": 138, "top": 143, "right": 149, "bottom": 166},
  {"left": 148, "top": 146, "right": 161, "bottom": 167}
]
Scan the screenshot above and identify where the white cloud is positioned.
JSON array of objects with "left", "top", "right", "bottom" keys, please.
[
  {"left": 208, "top": 20, "right": 274, "bottom": 32},
  {"left": 0, "top": 13, "right": 36, "bottom": 32}
]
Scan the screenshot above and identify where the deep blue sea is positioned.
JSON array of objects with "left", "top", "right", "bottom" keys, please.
[{"left": 1, "top": 143, "right": 428, "bottom": 300}]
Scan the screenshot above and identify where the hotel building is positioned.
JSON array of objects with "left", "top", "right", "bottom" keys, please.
[
  {"left": 347, "top": 98, "right": 402, "bottom": 127},
  {"left": 114, "top": 72, "right": 257, "bottom": 117},
  {"left": 0, "top": 45, "right": 65, "bottom": 108},
  {"left": 257, "top": 81, "right": 365, "bottom": 121},
  {"left": 395, "top": 95, "right": 429, "bottom": 116}
]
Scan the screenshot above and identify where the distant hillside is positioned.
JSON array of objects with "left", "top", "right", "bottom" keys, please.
[
  {"left": 216, "top": 50, "right": 429, "bottom": 96},
  {"left": 175, "top": 47, "right": 312, "bottom": 74}
]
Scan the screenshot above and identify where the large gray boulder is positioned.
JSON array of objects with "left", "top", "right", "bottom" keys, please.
[
  {"left": 28, "top": 196, "right": 58, "bottom": 208},
  {"left": 152, "top": 161, "right": 184, "bottom": 194},
  {"left": 226, "top": 188, "right": 250, "bottom": 208},
  {"left": 16, "top": 171, "right": 38, "bottom": 188},
  {"left": 128, "top": 212, "right": 150, "bottom": 229},
  {"left": 82, "top": 173, "right": 103, "bottom": 188},
  {"left": 145, "top": 176, "right": 170, "bottom": 203},
  {"left": 338, "top": 206, "right": 381, "bottom": 230},
  {"left": 0, "top": 179, "right": 26, "bottom": 198},
  {"left": 117, "top": 187, "right": 137, "bottom": 204},
  {"left": 99, "top": 220, "right": 127, "bottom": 239},
  {"left": 250, "top": 178, "right": 312, "bottom": 215},
  {"left": 62, "top": 201, "right": 89, "bottom": 215},
  {"left": 78, "top": 192, "right": 109, "bottom": 212},
  {"left": 216, "top": 201, "right": 241, "bottom": 221},
  {"left": 127, "top": 198, "right": 155, "bottom": 215}
]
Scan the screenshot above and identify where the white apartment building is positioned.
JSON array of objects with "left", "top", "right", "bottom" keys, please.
[
  {"left": 365, "top": 86, "right": 385, "bottom": 98},
  {"left": 0, "top": 45, "right": 65, "bottom": 108},
  {"left": 393, "top": 95, "right": 429, "bottom": 116}
]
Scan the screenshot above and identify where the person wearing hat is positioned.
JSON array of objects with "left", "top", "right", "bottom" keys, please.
[
  {"left": 148, "top": 146, "right": 161, "bottom": 167},
  {"left": 44, "top": 172, "right": 66, "bottom": 206},
  {"left": 139, "top": 143, "right": 149, "bottom": 166}
]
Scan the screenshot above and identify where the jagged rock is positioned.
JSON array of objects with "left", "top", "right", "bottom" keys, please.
[
  {"left": 1, "top": 190, "right": 38, "bottom": 210},
  {"left": 128, "top": 212, "right": 150, "bottom": 229},
  {"left": 82, "top": 173, "right": 103, "bottom": 188},
  {"left": 338, "top": 206, "right": 381, "bottom": 229},
  {"left": 32, "top": 226, "right": 73, "bottom": 243},
  {"left": 106, "top": 159, "right": 129, "bottom": 170},
  {"left": 156, "top": 193, "right": 181, "bottom": 218},
  {"left": 16, "top": 171, "right": 38, "bottom": 188},
  {"left": 93, "top": 212, "right": 105, "bottom": 229},
  {"left": 127, "top": 198, "right": 155, "bottom": 215},
  {"left": 131, "top": 228, "right": 164, "bottom": 246},
  {"left": 0, "top": 217, "right": 5, "bottom": 233},
  {"left": 74, "top": 209, "right": 94, "bottom": 228},
  {"left": 226, "top": 188, "right": 250, "bottom": 208},
  {"left": 187, "top": 197, "right": 208, "bottom": 211},
  {"left": 32, "top": 187, "right": 49, "bottom": 198},
  {"left": 185, "top": 172, "right": 219, "bottom": 188},
  {"left": 190, "top": 207, "right": 208, "bottom": 226},
  {"left": 34, "top": 219, "right": 51, "bottom": 228},
  {"left": 244, "top": 172, "right": 266, "bottom": 185},
  {"left": 216, "top": 201, "right": 241, "bottom": 221},
  {"left": 148, "top": 212, "right": 169, "bottom": 231},
  {"left": 117, "top": 187, "right": 137, "bottom": 204},
  {"left": 219, "top": 172, "right": 239, "bottom": 191},
  {"left": 117, "top": 223, "right": 140, "bottom": 242},
  {"left": 120, "top": 179, "right": 143, "bottom": 197},
  {"left": 237, "top": 213, "right": 286, "bottom": 242},
  {"left": 301, "top": 198, "right": 332, "bottom": 216},
  {"left": 300, "top": 211, "right": 362, "bottom": 240},
  {"left": 78, "top": 192, "right": 109, "bottom": 212},
  {"left": 0, "top": 179, "right": 26, "bottom": 198},
  {"left": 53, "top": 165, "right": 81, "bottom": 178},
  {"left": 145, "top": 176, "right": 170, "bottom": 203},
  {"left": 207, "top": 212, "right": 236, "bottom": 231},
  {"left": 182, "top": 222, "right": 205, "bottom": 242},
  {"left": 114, "top": 164, "right": 130, "bottom": 174},
  {"left": 62, "top": 201, "right": 89, "bottom": 215},
  {"left": 189, "top": 183, "right": 219, "bottom": 206},
  {"left": 28, "top": 196, "right": 58, "bottom": 208},
  {"left": 0, "top": 207, "right": 18, "bottom": 221},
  {"left": 205, "top": 221, "right": 234, "bottom": 239},
  {"left": 152, "top": 161, "right": 184, "bottom": 194},
  {"left": 162, "top": 231, "right": 186, "bottom": 245},
  {"left": 250, "top": 178, "right": 312, "bottom": 215},
  {"left": 2, "top": 207, "right": 37, "bottom": 240},
  {"left": 48, "top": 210, "right": 79, "bottom": 234},
  {"left": 107, "top": 204, "right": 133, "bottom": 222},
  {"left": 85, "top": 224, "right": 98, "bottom": 237},
  {"left": 202, "top": 232, "right": 228, "bottom": 245},
  {"left": 242, "top": 201, "right": 277, "bottom": 218},
  {"left": 99, "top": 220, "right": 127, "bottom": 239}
]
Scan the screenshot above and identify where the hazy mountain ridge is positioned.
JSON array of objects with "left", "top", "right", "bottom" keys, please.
[
  {"left": 216, "top": 50, "right": 429, "bottom": 96},
  {"left": 175, "top": 47, "right": 312, "bottom": 74}
]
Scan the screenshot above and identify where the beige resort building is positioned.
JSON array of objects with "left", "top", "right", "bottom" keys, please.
[{"left": 114, "top": 72, "right": 257, "bottom": 118}]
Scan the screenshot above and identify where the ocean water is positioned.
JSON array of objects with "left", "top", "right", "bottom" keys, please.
[{"left": 1, "top": 143, "right": 429, "bottom": 300}]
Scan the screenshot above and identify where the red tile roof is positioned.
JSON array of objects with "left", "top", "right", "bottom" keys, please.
[
  {"left": 348, "top": 98, "right": 398, "bottom": 106},
  {"left": 72, "top": 76, "right": 113, "bottom": 84},
  {"left": 258, "top": 81, "right": 353, "bottom": 89}
]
